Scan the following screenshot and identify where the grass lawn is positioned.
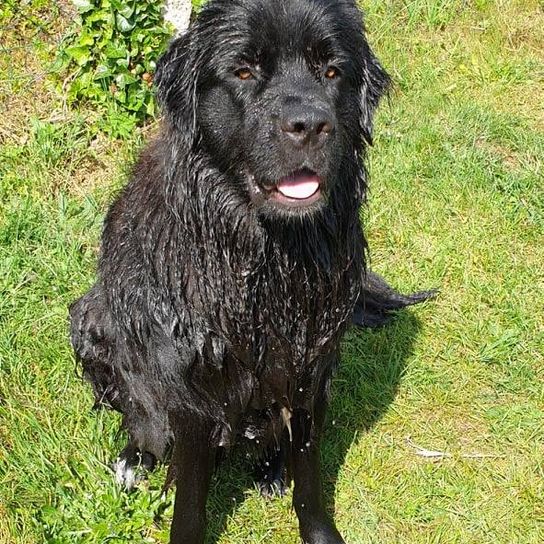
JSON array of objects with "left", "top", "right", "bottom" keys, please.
[{"left": 0, "top": 0, "right": 543, "bottom": 543}]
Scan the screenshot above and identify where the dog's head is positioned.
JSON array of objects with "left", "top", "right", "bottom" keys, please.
[{"left": 156, "top": 0, "right": 389, "bottom": 218}]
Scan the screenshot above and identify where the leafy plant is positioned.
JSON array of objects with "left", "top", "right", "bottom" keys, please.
[{"left": 54, "top": 0, "right": 172, "bottom": 137}]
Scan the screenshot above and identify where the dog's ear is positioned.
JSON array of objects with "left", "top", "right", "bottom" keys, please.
[
  {"left": 359, "top": 51, "right": 390, "bottom": 146},
  {"left": 155, "top": 32, "right": 198, "bottom": 143}
]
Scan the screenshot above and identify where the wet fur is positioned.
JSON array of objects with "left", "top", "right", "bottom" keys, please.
[{"left": 69, "top": 1, "right": 434, "bottom": 542}]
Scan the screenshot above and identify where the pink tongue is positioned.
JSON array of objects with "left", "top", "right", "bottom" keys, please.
[{"left": 277, "top": 174, "right": 320, "bottom": 200}]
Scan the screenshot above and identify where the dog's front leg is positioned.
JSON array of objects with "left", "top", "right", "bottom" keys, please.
[
  {"left": 170, "top": 422, "right": 215, "bottom": 544},
  {"left": 292, "top": 409, "right": 345, "bottom": 544}
]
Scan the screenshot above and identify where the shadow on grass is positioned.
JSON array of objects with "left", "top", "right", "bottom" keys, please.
[
  {"left": 193, "top": 310, "right": 422, "bottom": 544},
  {"left": 204, "top": 458, "right": 255, "bottom": 544},
  {"left": 322, "top": 310, "right": 422, "bottom": 520}
]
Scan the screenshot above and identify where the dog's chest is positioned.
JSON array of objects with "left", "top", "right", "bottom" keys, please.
[
  {"left": 214, "top": 257, "right": 359, "bottom": 365},
  {"left": 176, "top": 203, "right": 364, "bottom": 365},
  {"left": 176, "top": 221, "right": 364, "bottom": 449}
]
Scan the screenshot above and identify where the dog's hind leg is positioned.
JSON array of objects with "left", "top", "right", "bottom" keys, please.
[
  {"left": 114, "top": 394, "right": 173, "bottom": 490},
  {"left": 70, "top": 286, "right": 164, "bottom": 489},
  {"left": 69, "top": 285, "right": 123, "bottom": 411}
]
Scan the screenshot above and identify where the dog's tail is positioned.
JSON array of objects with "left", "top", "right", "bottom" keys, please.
[{"left": 353, "top": 270, "right": 438, "bottom": 328}]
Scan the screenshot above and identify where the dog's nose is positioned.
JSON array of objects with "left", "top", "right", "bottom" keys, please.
[{"left": 280, "top": 105, "right": 335, "bottom": 149}]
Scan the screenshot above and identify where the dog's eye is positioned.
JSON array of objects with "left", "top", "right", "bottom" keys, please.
[
  {"left": 235, "top": 68, "right": 254, "bottom": 81},
  {"left": 324, "top": 66, "right": 339, "bottom": 79}
]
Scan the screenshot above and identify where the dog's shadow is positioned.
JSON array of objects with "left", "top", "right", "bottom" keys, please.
[
  {"left": 200, "top": 311, "right": 421, "bottom": 543},
  {"left": 321, "top": 311, "right": 421, "bottom": 525}
]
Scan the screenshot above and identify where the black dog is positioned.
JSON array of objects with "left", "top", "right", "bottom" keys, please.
[{"left": 69, "top": 0, "right": 434, "bottom": 542}]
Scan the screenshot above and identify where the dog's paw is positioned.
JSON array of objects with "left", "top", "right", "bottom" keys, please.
[
  {"left": 300, "top": 522, "right": 346, "bottom": 544},
  {"left": 112, "top": 445, "right": 157, "bottom": 491},
  {"left": 113, "top": 457, "right": 138, "bottom": 490},
  {"left": 254, "top": 449, "right": 288, "bottom": 499},
  {"left": 257, "top": 474, "right": 288, "bottom": 499}
]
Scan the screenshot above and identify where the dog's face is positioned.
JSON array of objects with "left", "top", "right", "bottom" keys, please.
[{"left": 156, "top": 0, "right": 389, "bottom": 219}]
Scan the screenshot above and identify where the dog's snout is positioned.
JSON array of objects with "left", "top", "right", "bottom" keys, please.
[{"left": 280, "top": 104, "right": 335, "bottom": 149}]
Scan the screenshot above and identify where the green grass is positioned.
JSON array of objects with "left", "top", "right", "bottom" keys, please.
[{"left": 1, "top": 0, "right": 543, "bottom": 543}]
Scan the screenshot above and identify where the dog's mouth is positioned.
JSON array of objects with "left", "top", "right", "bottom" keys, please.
[{"left": 255, "top": 169, "right": 323, "bottom": 208}]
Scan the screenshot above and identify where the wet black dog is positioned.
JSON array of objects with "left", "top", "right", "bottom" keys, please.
[{"left": 69, "top": 0, "right": 434, "bottom": 542}]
